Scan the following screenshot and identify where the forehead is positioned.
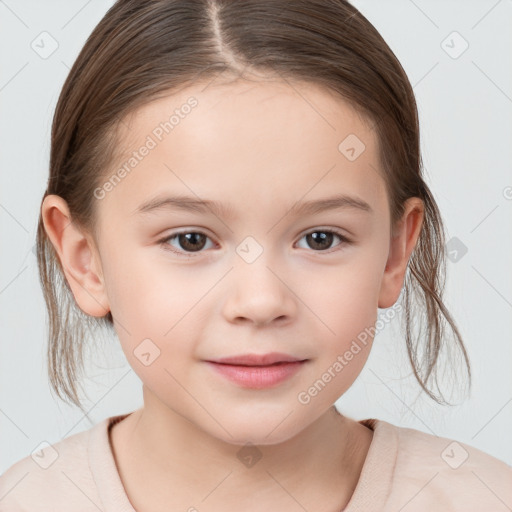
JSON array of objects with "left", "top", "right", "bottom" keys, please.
[{"left": 102, "top": 78, "right": 387, "bottom": 222}]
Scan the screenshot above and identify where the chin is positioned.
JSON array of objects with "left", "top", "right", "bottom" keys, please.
[{"left": 205, "top": 416, "right": 304, "bottom": 447}]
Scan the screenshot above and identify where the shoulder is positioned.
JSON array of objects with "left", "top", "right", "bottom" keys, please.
[
  {"left": 378, "top": 420, "right": 512, "bottom": 511},
  {"left": 0, "top": 418, "right": 108, "bottom": 511}
]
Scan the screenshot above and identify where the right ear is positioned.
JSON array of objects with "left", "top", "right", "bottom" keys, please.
[{"left": 41, "top": 194, "right": 110, "bottom": 317}]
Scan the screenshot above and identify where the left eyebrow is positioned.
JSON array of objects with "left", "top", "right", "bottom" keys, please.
[
  {"left": 288, "top": 194, "right": 373, "bottom": 217},
  {"left": 132, "top": 193, "right": 373, "bottom": 219}
]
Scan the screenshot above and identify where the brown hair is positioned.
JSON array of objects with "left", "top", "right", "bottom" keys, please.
[{"left": 36, "top": 0, "right": 471, "bottom": 414}]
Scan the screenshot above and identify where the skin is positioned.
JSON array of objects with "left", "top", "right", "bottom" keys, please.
[{"left": 42, "top": 76, "right": 424, "bottom": 511}]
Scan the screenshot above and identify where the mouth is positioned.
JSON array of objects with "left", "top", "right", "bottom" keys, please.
[
  {"left": 208, "top": 352, "right": 308, "bottom": 366},
  {"left": 204, "top": 353, "right": 309, "bottom": 389}
]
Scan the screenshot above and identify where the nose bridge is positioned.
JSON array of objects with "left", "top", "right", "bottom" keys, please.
[
  {"left": 222, "top": 235, "right": 295, "bottom": 324},
  {"left": 234, "top": 234, "right": 282, "bottom": 294}
]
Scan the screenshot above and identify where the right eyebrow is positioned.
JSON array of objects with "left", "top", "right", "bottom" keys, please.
[{"left": 133, "top": 194, "right": 236, "bottom": 218}]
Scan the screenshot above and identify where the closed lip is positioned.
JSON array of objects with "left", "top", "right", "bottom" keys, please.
[{"left": 207, "top": 352, "right": 308, "bottom": 366}]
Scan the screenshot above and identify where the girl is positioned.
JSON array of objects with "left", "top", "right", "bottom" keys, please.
[{"left": 1, "top": 0, "right": 510, "bottom": 510}]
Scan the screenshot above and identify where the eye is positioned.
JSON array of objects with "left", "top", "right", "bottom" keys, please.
[
  {"left": 159, "top": 230, "right": 215, "bottom": 257},
  {"left": 158, "top": 228, "right": 352, "bottom": 258},
  {"left": 296, "top": 229, "right": 351, "bottom": 253}
]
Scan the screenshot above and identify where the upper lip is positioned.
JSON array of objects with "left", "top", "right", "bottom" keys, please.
[{"left": 207, "top": 352, "right": 307, "bottom": 366}]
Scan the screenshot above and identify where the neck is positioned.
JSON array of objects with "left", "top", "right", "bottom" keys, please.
[{"left": 110, "top": 389, "right": 373, "bottom": 512}]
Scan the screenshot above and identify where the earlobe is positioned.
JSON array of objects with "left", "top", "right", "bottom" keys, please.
[
  {"left": 378, "top": 198, "right": 424, "bottom": 309},
  {"left": 41, "top": 194, "right": 110, "bottom": 317}
]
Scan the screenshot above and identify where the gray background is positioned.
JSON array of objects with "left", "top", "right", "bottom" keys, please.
[{"left": 1, "top": 0, "right": 511, "bottom": 473}]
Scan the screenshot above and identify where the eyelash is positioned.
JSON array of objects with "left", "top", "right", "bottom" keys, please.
[{"left": 158, "top": 228, "right": 352, "bottom": 258}]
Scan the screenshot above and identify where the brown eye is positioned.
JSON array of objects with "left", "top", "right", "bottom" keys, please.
[
  {"left": 305, "top": 231, "right": 334, "bottom": 251},
  {"left": 160, "top": 231, "right": 214, "bottom": 257},
  {"left": 175, "top": 232, "right": 207, "bottom": 252},
  {"left": 297, "top": 229, "right": 350, "bottom": 252}
]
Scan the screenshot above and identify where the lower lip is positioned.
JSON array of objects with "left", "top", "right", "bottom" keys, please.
[{"left": 205, "top": 361, "right": 306, "bottom": 389}]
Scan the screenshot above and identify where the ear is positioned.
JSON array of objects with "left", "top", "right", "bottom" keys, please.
[
  {"left": 378, "top": 197, "right": 424, "bottom": 309},
  {"left": 41, "top": 194, "right": 110, "bottom": 317}
]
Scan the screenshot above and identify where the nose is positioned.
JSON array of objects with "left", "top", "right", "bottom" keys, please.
[{"left": 221, "top": 256, "right": 297, "bottom": 327}]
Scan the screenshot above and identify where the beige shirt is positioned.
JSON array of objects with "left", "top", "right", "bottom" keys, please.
[{"left": 1, "top": 412, "right": 511, "bottom": 511}]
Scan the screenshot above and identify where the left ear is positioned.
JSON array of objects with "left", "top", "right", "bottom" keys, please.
[{"left": 378, "top": 197, "right": 424, "bottom": 309}]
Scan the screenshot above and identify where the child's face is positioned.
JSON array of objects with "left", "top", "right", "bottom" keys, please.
[{"left": 90, "top": 78, "right": 402, "bottom": 444}]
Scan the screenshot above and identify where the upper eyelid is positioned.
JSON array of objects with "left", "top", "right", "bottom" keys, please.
[{"left": 162, "top": 226, "right": 350, "bottom": 240}]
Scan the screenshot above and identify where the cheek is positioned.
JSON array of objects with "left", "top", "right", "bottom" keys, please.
[
  {"left": 102, "top": 258, "right": 203, "bottom": 394},
  {"left": 300, "top": 287, "right": 376, "bottom": 403},
  {"left": 101, "top": 242, "right": 193, "bottom": 324},
  {"left": 101, "top": 250, "right": 212, "bottom": 362},
  {"left": 306, "top": 255, "right": 382, "bottom": 330},
  {"left": 300, "top": 252, "right": 383, "bottom": 380}
]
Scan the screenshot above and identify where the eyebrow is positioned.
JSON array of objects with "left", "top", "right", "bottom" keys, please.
[{"left": 133, "top": 193, "right": 373, "bottom": 218}]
